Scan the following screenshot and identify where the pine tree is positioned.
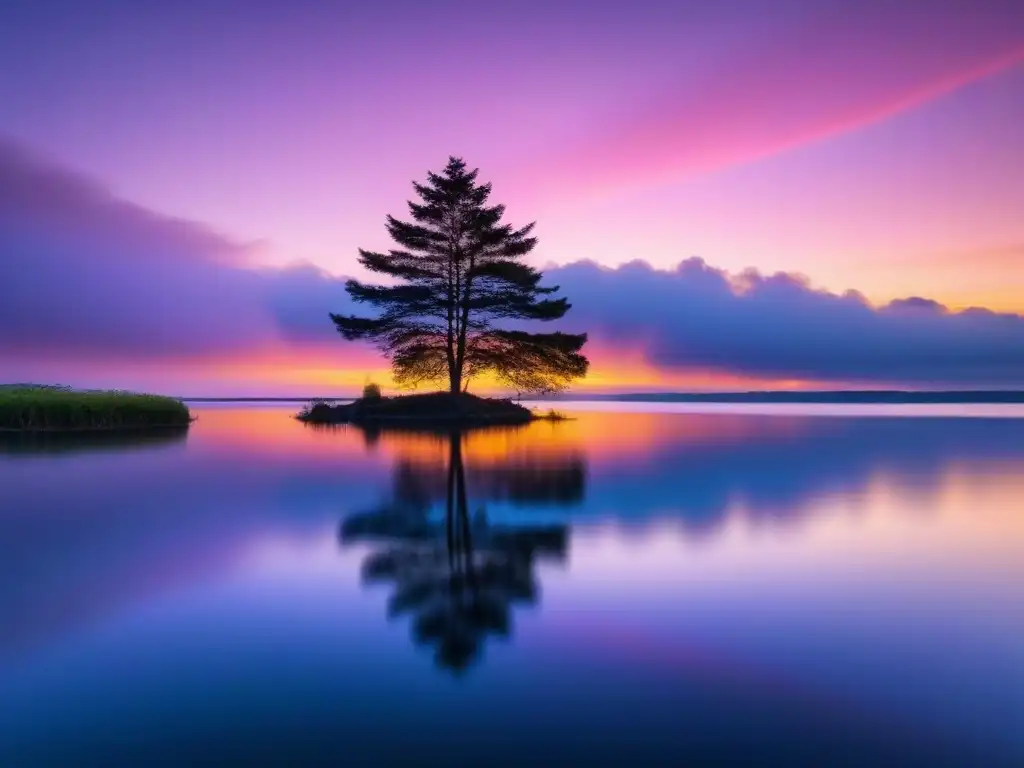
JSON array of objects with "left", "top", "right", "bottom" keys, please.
[{"left": 331, "top": 157, "right": 588, "bottom": 394}]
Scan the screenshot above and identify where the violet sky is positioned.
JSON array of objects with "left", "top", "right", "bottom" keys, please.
[{"left": 0, "top": 0, "right": 1022, "bottom": 394}]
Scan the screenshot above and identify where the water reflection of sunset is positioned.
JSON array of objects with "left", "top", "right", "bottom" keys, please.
[
  {"left": 184, "top": 404, "right": 1024, "bottom": 576},
  {"left": 190, "top": 404, "right": 816, "bottom": 470},
  {"left": 188, "top": 406, "right": 368, "bottom": 459},
  {"left": 559, "top": 458, "right": 1024, "bottom": 594}
]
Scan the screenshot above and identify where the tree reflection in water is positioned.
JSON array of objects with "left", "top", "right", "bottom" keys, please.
[{"left": 340, "top": 430, "right": 583, "bottom": 674}]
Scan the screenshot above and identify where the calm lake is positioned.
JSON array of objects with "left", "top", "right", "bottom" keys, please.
[{"left": 2, "top": 403, "right": 1022, "bottom": 765}]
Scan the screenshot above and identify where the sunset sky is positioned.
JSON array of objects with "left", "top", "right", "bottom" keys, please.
[{"left": 1, "top": 0, "right": 1022, "bottom": 395}]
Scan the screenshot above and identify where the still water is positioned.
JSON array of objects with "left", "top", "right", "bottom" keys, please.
[{"left": 1, "top": 403, "right": 1022, "bottom": 765}]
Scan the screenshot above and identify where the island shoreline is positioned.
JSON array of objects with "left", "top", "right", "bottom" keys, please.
[{"left": 296, "top": 392, "right": 564, "bottom": 428}]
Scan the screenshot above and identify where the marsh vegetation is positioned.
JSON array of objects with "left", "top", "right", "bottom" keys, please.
[{"left": 0, "top": 385, "right": 192, "bottom": 432}]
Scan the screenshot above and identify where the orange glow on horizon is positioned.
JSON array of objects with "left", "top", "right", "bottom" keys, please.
[{"left": 195, "top": 339, "right": 825, "bottom": 397}]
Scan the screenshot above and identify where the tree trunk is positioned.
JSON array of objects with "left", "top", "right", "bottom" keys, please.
[
  {"left": 453, "top": 255, "right": 473, "bottom": 397},
  {"left": 446, "top": 322, "right": 457, "bottom": 392}
]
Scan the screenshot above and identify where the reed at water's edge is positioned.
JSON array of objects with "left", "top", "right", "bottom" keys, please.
[{"left": 0, "top": 385, "right": 192, "bottom": 432}]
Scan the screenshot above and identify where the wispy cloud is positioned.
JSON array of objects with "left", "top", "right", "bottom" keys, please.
[{"left": 536, "top": 0, "right": 1024, "bottom": 197}]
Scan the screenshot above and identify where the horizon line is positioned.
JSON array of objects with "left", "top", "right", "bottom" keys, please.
[{"left": 175, "top": 389, "right": 1024, "bottom": 403}]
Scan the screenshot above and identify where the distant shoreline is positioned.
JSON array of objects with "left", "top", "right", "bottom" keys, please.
[
  {"left": 179, "top": 391, "right": 1024, "bottom": 404},
  {"left": 546, "top": 391, "right": 1024, "bottom": 404}
]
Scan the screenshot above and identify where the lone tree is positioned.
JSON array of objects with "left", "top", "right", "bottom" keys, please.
[{"left": 331, "top": 157, "right": 588, "bottom": 394}]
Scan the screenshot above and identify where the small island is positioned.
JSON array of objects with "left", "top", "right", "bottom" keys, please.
[
  {"left": 298, "top": 391, "right": 535, "bottom": 427},
  {"left": 0, "top": 385, "right": 192, "bottom": 433}
]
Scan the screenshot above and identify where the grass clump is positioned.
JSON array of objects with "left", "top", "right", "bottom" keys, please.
[
  {"left": 534, "top": 408, "right": 571, "bottom": 422},
  {"left": 0, "top": 385, "right": 192, "bottom": 432}
]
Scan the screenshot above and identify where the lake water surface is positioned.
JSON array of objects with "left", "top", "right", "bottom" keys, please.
[{"left": 2, "top": 403, "right": 1023, "bottom": 765}]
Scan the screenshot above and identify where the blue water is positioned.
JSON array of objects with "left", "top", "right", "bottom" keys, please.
[{"left": 1, "top": 404, "right": 1022, "bottom": 766}]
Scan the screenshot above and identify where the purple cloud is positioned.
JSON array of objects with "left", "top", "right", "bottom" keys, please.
[
  {"left": 545, "top": 259, "right": 1024, "bottom": 386},
  {"left": 0, "top": 138, "right": 354, "bottom": 359}
]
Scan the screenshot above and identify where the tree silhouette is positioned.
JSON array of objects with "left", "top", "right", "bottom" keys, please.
[{"left": 331, "top": 157, "right": 588, "bottom": 394}]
